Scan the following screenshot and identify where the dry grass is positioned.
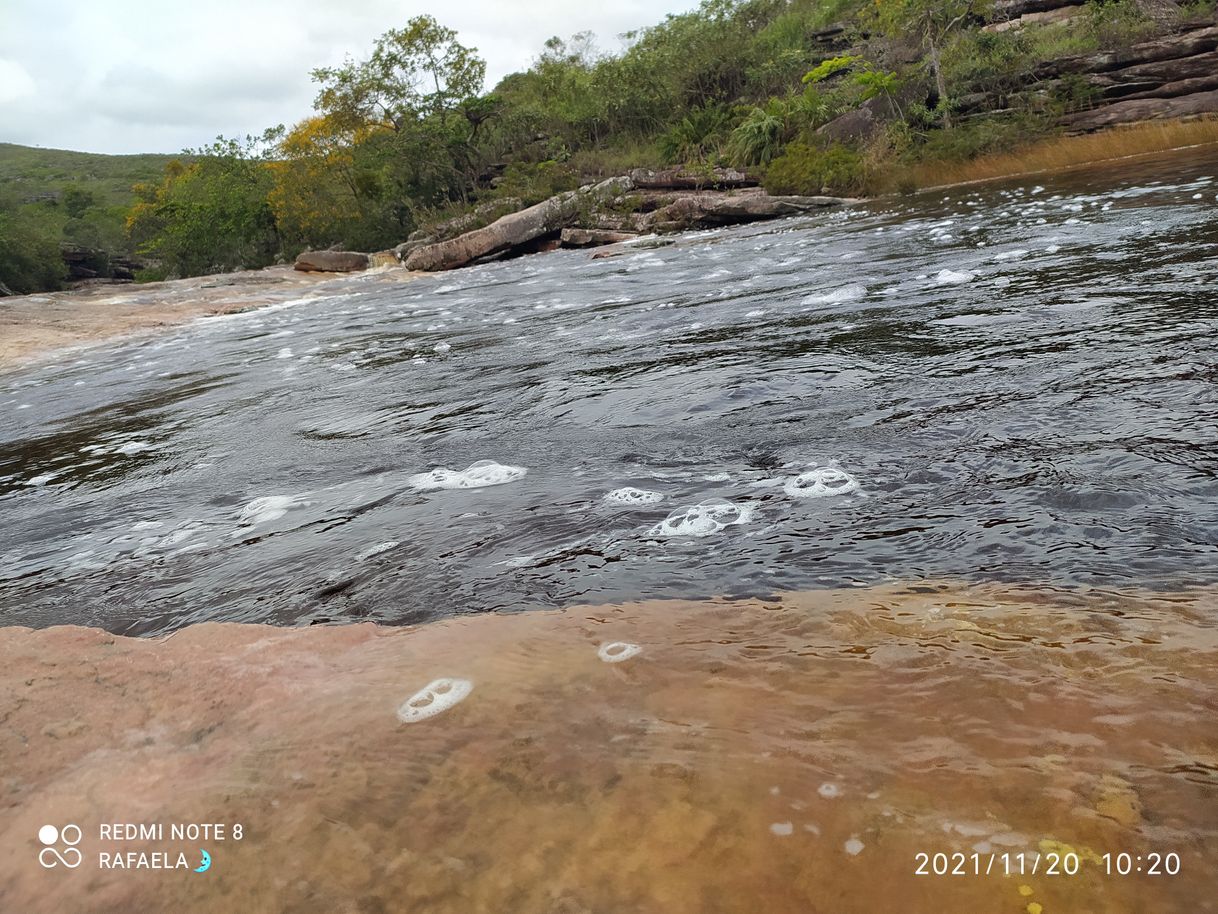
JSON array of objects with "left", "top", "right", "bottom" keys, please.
[{"left": 899, "top": 116, "right": 1218, "bottom": 191}]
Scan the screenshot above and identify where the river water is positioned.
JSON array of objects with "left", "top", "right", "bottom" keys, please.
[
  {"left": 1, "top": 150, "right": 1217, "bottom": 913},
  {"left": 2, "top": 151, "right": 1216, "bottom": 635}
]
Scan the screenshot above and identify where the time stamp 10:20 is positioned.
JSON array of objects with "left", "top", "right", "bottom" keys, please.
[{"left": 915, "top": 851, "right": 1182, "bottom": 877}]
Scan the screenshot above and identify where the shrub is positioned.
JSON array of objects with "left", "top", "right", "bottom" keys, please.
[{"left": 764, "top": 142, "right": 869, "bottom": 196}]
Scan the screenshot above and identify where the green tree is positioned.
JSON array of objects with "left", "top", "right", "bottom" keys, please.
[
  {"left": 0, "top": 210, "right": 65, "bottom": 293},
  {"left": 126, "top": 135, "right": 280, "bottom": 277},
  {"left": 871, "top": 0, "right": 992, "bottom": 127},
  {"left": 312, "top": 16, "right": 486, "bottom": 132},
  {"left": 62, "top": 187, "right": 96, "bottom": 219}
]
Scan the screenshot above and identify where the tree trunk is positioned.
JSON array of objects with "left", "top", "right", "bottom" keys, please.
[{"left": 927, "top": 33, "right": 952, "bottom": 129}]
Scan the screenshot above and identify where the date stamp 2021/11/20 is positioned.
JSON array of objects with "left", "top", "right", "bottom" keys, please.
[{"left": 915, "top": 850, "right": 1182, "bottom": 878}]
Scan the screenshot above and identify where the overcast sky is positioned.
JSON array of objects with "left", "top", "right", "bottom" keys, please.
[{"left": 0, "top": 1, "right": 698, "bottom": 155}]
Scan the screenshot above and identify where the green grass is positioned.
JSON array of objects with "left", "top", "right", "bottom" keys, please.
[{"left": 0, "top": 143, "right": 181, "bottom": 210}]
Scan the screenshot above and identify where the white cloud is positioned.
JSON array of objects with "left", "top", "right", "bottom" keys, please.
[
  {"left": 0, "top": 0, "right": 698, "bottom": 154},
  {"left": 0, "top": 58, "right": 36, "bottom": 105}
]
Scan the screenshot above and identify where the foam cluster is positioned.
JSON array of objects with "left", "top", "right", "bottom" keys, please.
[
  {"left": 783, "top": 468, "right": 859, "bottom": 498},
  {"left": 238, "top": 495, "right": 308, "bottom": 525},
  {"left": 396, "top": 677, "right": 474, "bottom": 723},
  {"left": 604, "top": 487, "right": 665, "bottom": 507},
  {"left": 597, "top": 642, "right": 643, "bottom": 663},
  {"left": 649, "top": 498, "right": 752, "bottom": 537},
  {"left": 408, "top": 460, "right": 528, "bottom": 491}
]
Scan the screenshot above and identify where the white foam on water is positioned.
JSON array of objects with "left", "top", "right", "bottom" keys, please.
[
  {"left": 396, "top": 678, "right": 473, "bottom": 723},
  {"left": 355, "top": 541, "right": 399, "bottom": 561},
  {"left": 994, "top": 249, "right": 1029, "bottom": 261},
  {"left": 770, "top": 822, "right": 794, "bottom": 837},
  {"left": 784, "top": 468, "right": 859, "bottom": 498},
  {"left": 934, "top": 269, "right": 975, "bottom": 285},
  {"left": 1045, "top": 244, "right": 1061, "bottom": 254},
  {"left": 845, "top": 837, "right": 865, "bottom": 856},
  {"left": 649, "top": 498, "right": 753, "bottom": 537},
  {"left": 26, "top": 473, "right": 56, "bottom": 486},
  {"left": 238, "top": 495, "right": 306, "bottom": 526},
  {"left": 408, "top": 460, "right": 528, "bottom": 492},
  {"left": 433, "top": 342, "right": 452, "bottom": 354},
  {"left": 114, "top": 441, "right": 152, "bottom": 455},
  {"left": 276, "top": 347, "right": 294, "bottom": 359},
  {"left": 804, "top": 284, "right": 867, "bottom": 305},
  {"left": 598, "top": 642, "right": 642, "bottom": 663},
  {"left": 604, "top": 487, "right": 665, "bottom": 507},
  {"left": 818, "top": 782, "right": 841, "bottom": 799}
]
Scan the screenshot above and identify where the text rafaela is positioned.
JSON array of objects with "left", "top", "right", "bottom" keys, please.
[{"left": 99, "top": 852, "right": 190, "bottom": 870}]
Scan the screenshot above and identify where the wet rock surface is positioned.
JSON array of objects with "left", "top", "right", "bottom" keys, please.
[{"left": 1, "top": 582, "right": 1216, "bottom": 913}]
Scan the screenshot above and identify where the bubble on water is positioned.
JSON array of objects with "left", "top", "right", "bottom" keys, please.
[
  {"left": 598, "top": 642, "right": 642, "bottom": 663},
  {"left": 396, "top": 677, "right": 473, "bottom": 723},
  {"left": 934, "top": 269, "right": 975, "bottom": 285},
  {"left": 408, "top": 460, "right": 527, "bottom": 492},
  {"left": 770, "top": 822, "right": 794, "bottom": 836},
  {"left": 238, "top": 495, "right": 305, "bottom": 525},
  {"left": 604, "top": 487, "right": 665, "bottom": 507},
  {"left": 804, "top": 284, "right": 867, "bottom": 306},
  {"left": 784, "top": 468, "right": 859, "bottom": 498},
  {"left": 818, "top": 782, "right": 841, "bottom": 799},
  {"left": 649, "top": 499, "right": 753, "bottom": 537},
  {"left": 844, "top": 837, "right": 865, "bottom": 855}
]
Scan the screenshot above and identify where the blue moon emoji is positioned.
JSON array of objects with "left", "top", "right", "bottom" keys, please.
[{"left": 194, "top": 849, "right": 212, "bottom": 874}]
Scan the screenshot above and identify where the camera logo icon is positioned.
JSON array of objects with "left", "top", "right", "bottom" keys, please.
[{"left": 38, "top": 824, "right": 83, "bottom": 869}]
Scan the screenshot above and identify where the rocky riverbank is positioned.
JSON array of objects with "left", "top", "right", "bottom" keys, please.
[
  {"left": 294, "top": 167, "right": 857, "bottom": 275},
  {"left": 0, "top": 266, "right": 419, "bottom": 373}
]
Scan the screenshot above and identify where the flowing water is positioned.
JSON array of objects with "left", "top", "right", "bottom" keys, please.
[{"left": 1, "top": 148, "right": 1217, "bottom": 912}]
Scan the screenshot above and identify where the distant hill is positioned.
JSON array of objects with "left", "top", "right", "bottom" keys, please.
[
  {"left": 0, "top": 142, "right": 180, "bottom": 210},
  {"left": 0, "top": 143, "right": 188, "bottom": 292}
]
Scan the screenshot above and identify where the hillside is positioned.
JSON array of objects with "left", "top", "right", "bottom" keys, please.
[{"left": 0, "top": 143, "right": 182, "bottom": 293}]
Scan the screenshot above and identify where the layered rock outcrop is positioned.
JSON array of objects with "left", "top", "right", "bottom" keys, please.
[{"left": 402, "top": 169, "right": 854, "bottom": 271}]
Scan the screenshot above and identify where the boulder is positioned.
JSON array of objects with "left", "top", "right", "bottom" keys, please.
[
  {"left": 393, "top": 240, "right": 428, "bottom": 261},
  {"left": 405, "top": 192, "right": 581, "bottom": 271},
  {"left": 645, "top": 189, "right": 852, "bottom": 232},
  {"left": 628, "top": 167, "right": 757, "bottom": 190},
  {"left": 293, "top": 250, "right": 369, "bottom": 273},
  {"left": 560, "top": 228, "right": 640, "bottom": 248}
]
